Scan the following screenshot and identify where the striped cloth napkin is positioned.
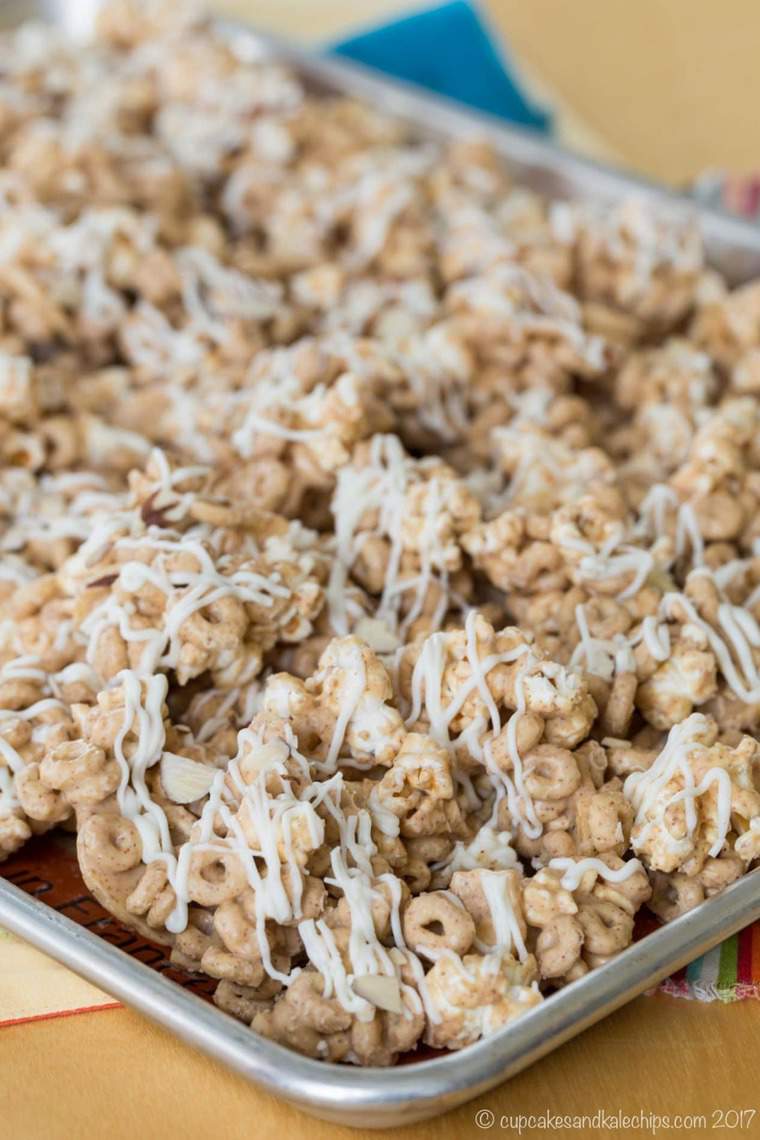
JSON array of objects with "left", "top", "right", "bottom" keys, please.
[{"left": 663, "top": 929, "right": 760, "bottom": 1002}]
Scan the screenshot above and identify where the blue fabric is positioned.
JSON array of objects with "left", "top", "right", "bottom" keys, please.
[{"left": 329, "top": 1, "right": 551, "bottom": 132}]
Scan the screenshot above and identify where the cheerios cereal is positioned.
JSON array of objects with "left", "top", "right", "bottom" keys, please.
[{"left": 2, "top": 0, "right": 759, "bottom": 1064}]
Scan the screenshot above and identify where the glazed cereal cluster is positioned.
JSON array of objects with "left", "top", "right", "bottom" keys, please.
[{"left": 1, "top": 1, "right": 760, "bottom": 1066}]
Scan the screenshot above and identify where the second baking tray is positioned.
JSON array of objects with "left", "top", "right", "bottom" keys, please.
[{"left": 2, "top": 0, "right": 760, "bottom": 1129}]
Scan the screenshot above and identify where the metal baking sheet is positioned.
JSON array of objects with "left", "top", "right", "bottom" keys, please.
[
  {"left": 2, "top": 0, "right": 760, "bottom": 1128},
  {"left": 2, "top": 853, "right": 759, "bottom": 1128}
]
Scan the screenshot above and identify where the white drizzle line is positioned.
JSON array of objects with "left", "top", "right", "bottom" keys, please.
[
  {"left": 406, "top": 613, "right": 541, "bottom": 838},
  {"left": 660, "top": 589, "right": 760, "bottom": 703},
  {"left": 500, "top": 666, "right": 543, "bottom": 840},
  {"left": 640, "top": 614, "right": 671, "bottom": 662},
  {"left": 82, "top": 532, "right": 290, "bottom": 679},
  {"left": 477, "top": 869, "right": 528, "bottom": 960},
  {"left": 324, "top": 642, "right": 367, "bottom": 771},
  {"left": 561, "top": 526, "right": 655, "bottom": 601},
  {"left": 624, "top": 715, "right": 733, "bottom": 859},
  {"left": 233, "top": 411, "right": 323, "bottom": 455},
  {"left": 139, "top": 717, "right": 414, "bottom": 1014},
  {"left": 112, "top": 671, "right": 174, "bottom": 859},
  {"left": 547, "top": 856, "right": 644, "bottom": 892},
  {"left": 326, "top": 435, "right": 456, "bottom": 638},
  {"left": 568, "top": 483, "right": 707, "bottom": 665},
  {"left": 571, "top": 603, "right": 635, "bottom": 682},
  {"left": 141, "top": 448, "right": 210, "bottom": 526},
  {"left": 0, "top": 765, "right": 19, "bottom": 817},
  {"left": 639, "top": 484, "right": 704, "bottom": 568}
]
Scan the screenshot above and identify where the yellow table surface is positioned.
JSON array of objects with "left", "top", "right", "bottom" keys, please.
[
  {"left": 217, "top": 0, "right": 760, "bottom": 182},
  {"left": 1, "top": 996, "right": 758, "bottom": 1140},
  {"left": 3, "top": 5, "right": 759, "bottom": 1139}
]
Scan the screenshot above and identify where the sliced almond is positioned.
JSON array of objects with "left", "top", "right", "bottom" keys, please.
[
  {"left": 353, "top": 617, "right": 401, "bottom": 654},
  {"left": 160, "top": 751, "right": 217, "bottom": 804},
  {"left": 351, "top": 974, "right": 403, "bottom": 1015},
  {"left": 240, "top": 738, "right": 290, "bottom": 778}
]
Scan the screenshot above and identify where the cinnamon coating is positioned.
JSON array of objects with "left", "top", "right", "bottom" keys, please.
[{"left": 2, "top": 0, "right": 760, "bottom": 1067}]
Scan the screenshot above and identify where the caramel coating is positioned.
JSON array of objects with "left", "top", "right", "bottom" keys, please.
[{"left": 1, "top": 0, "right": 760, "bottom": 1070}]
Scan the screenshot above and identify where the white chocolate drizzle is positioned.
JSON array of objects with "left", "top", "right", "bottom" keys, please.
[{"left": 548, "top": 855, "right": 644, "bottom": 891}]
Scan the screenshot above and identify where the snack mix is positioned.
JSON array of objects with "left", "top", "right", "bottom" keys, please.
[{"left": 1, "top": 0, "right": 760, "bottom": 1067}]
